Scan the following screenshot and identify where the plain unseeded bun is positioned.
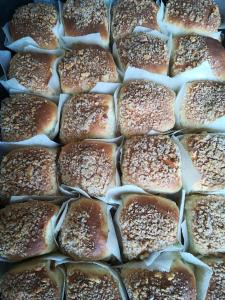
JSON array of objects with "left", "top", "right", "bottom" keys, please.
[
  {"left": 121, "top": 258, "right": 197, "bottom": 299},
  {"left": 115, "top": 194, "right": 179, "bottom": 260},
  {"left": 181, "top": 134, "right": 225, "bottom": 192},
  {"left": 121, "top": 135, "right": 182, "bottom": 194},
  {"left": 0, "top": 259, "right": 64, "bottom": 300},
  {"left": 0, "top": 94, "right": 57, "bottom": 142},
  {"left": 118, "top": 80, "right": 175, "bottom": 136},
  {"left": 63, "top": 0, "right": 109, "bottom": 47},
  {"left": 185, "top": 194, "right": 225, "bottom": 255},
  {"left": 116, "top": 32, "right": 169, "bottom": 74},
  {"left": 201, "top": 256, "right": 225, "bottom": 300},
  {"left": 9, "top": 3, "right": 58, "bottom": 49},
  {"left": 177, "top": 80, "right": 225, "bottom": 131},
  {"left": 58, "top": 45, "right": 119, "bottom": 94},
  {"left": 0, "top": 200, "right": 58, "bottom": 261},
  {"left": 164, "top": 0, "right": 221, "bottom": 36},
  {"left": 59, "top": 141, "right": 117, "bottom": 197},
  {"left": 59, "top": 93, "right": 116, "bottom": 143},
  {"left": 66, "top": 262, "right": 124, "bottom": 300},
  {"left": 171, "top": 34, "right": 225, "bottom": 80},
  {"left": 8, "top": 52, "right": 58, "bottom": 96},
  {"left": 58, "top": 197, "right": 112, "bottom": 260},
  {"left": 0, "top": 147, "right": 58, "bottom": 197},
  {"left": 111, "top": 0, "right": 159, "bottom": 41}
]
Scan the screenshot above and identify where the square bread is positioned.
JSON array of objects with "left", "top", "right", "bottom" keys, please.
[
  {"left": 0, "top": 200, "right": 58, "bottom": 261},
  {"left": 59, "top": 141, "right": 117, "bottom": 197},
  {"left": 118, "top": 80, "right": 175, "bottom": 136},
  {"left": 181, "top": 134, "right": 225, "bottom": 192},
  {"left": 58, "top": 45, "right": 119, "bottom": 94},
  {"left": 59, "top": 93, "right": 116, "bottom": 143},
  {"left": 0, "top": 94, "right": 57, "bottom": 142},
  {"left": 0, "top": 147, "right": 58, "bottom": 197},
  {"left": 116, "top": 32, "right": 169, "bottom": 74},
  {"left": 185, "top": 194, "right": 225, "bottom": 255},
  {"left": 111, "top": 0, "right": 159, "bottom": 40},
  {"left": 121, "top": 135, "right": 182, "bottom": 194},
  {"left": 115, "top": 194, "right": 179, "bottom": 260},
  {"left": 9, "top": 3, "right": 58, "bottom": 49}
]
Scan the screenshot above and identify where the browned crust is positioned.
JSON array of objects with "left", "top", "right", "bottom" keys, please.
[{"left": 206, "top": 37, "right": 225, "bottom": 80}]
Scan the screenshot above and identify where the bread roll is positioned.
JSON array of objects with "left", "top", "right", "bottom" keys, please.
[
  {"left": 0, "top": 259, "right": 64, "bottom": 300},
  {"left": 0, "top": 200, "right": 58, "bottom": 261},
  {"left": 115, "top": 194, "right": 179, "bottom": 260},
  {"left": 0, "top": 147, "right": 58, "bottom": 197},
  {"left": 59, "top": 141, "right": 117, "bottom": 197},
  {"left": 121, "top": 135, "right": 182, "bottom": 194},
  {"left": 59, "top": 93, "right": 116, "bottom": 143},
  {"left": 185, "top": 194, "right": 225, "bottom": 255},
  {"left": 164, "top": 0, "right": 221, "bottom": 36},
  {"left": 118, "top": 80, "right": 175, "bottom": 136},
  {"left": 9, "top": 3, "right": 58, "bottom": 49},
  {"left": 0, "top": 94, "right": 57, "bottom": 142},
  {"left": 181, "top": 134, "right": 225, "bottom": 192},
  {"left": 58, "top": 45, "right": 119, "bottom": 94},
  {"left": 116, "top": 32, "right": 169, "bottom": 74},
  {"left": 63, "top": 0, "right": 109, "bottom": 47},
  {"left": 112, "top": 0, "right": 159, "bottom": 40}
]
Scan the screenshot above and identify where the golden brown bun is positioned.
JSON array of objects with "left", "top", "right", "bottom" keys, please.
[
  {"left": 63, "top": 0, "right": 109, "bottom": 46},
  {"left": 66, "top": 262, "right": 123, "bottom": 300},
  {"left": 112, "top": 0, "right": 159, "bottom": 40},
  {"left": 181, "top": 134, "right": 225, "bottom": 192},
  {"left": 185, "top": 194, "right": 225, "bottom": 255},
  {"left": 59, "top": 141, "right": 116, "bottom": 197},
  {"left": 58, "top": 197, "right": 110, "bottom": 260},
  {"left": 9, "top": 3, "right": 58, "bottom": 49},
  {"left": 58, "top": 44, "right": 119, "bottom": 94},
  {"left": 8, "top": 52, "right": 58, "bottom": 96},
  {"left": 118, "top": 80, "right": 175, "bottom": 136},
  {"left": 116, "top": 194, "right": 179, "bottom": 260},
  {"left": 0, "top": 259, "right": 64, "bottom": 300},
  {"left": 164, "top": 0, "right": 221, "bottom": 35},
  {"left": 0, "top": 94, "right": 57, "bottom": 142},
  {"left": 121, "top": 135, "right": 182, "bottom": 194},
  {"left": 171, "top": 35, "right": 225, "bottom": 80},
  {"left": 59, "top": 93, "right": 116, "bottom": 143},
  {"left": 0, "top": 147, "right": 58, "bottom": 197},
  {"left": 0, "top": 200, "right": 58, "bottom": 261},
  {"left": 121, "top": 258, "right": 197, "bottom": 299}
]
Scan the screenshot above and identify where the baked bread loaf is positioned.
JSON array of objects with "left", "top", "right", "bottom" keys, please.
[
  {"left": 185, "top": 194, "right": 225, "bottom": 255},
  {"left": 59, "top": 141, "right": 117, "bottom": 197},
  {"left": 0, "top": 259, "right": 64, "bottom": 300},
  {"left": 121, "top": 135, "right": 182, "bottom": 194},
  {"left": 59, "top": 93, "right": 116, "bottom": 143},
  {"left": 0, "top": 94, "right": 57, "bottom": 142},
  {"left": 0, "top": 200, "right": 58, "bottom": 261},
  {"left": 115, "top": 193, "right": 179, "bottom": 260},
  {"left": 116, "top": 32, "right": 169, "bottom": 74},
  {"left": 112, "top": 0, "right": 160, "bottom": 40},
  {"left": 9, "top": 3, "right": 58, "bottom": 49},
  {"left": 118, "top": 80, "right": 175, "bottom": 136},
  {"left": 58, "top": 45, "right": 119, "bottom": 94},
  {"left": 0, "top": 147, "right": 58, "bottom": 197}
]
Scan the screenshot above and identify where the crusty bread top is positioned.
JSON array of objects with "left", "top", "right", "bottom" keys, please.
[
  {"left": 0, "top": 94, "right": 57, "bottom": 142},
  {"left": 116, "top": 32, "right": 169, "bottom": 74},
  {"left": 165, "top": 0, "right": 220, "bottom": 34},
  {"left": 9, "top": 3, "right": 58, "bottom": 49},
  {"left": 0, "top": 147, "right": 58, "bottom": 197},
  {"left": 0, "top": 201, "right": 58, "bottom": 260},
  {"left": 58, "top": 198, "right": 109, "bottom": 260},
  {"left": 112, "top": 0, "right": 159, "bottom": 40},
  {"left": 66, "top": 263, "right": 122, "bottom": 300},
  {"left": 118, "top": 80, "right": 175, "bottom": 136}
]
